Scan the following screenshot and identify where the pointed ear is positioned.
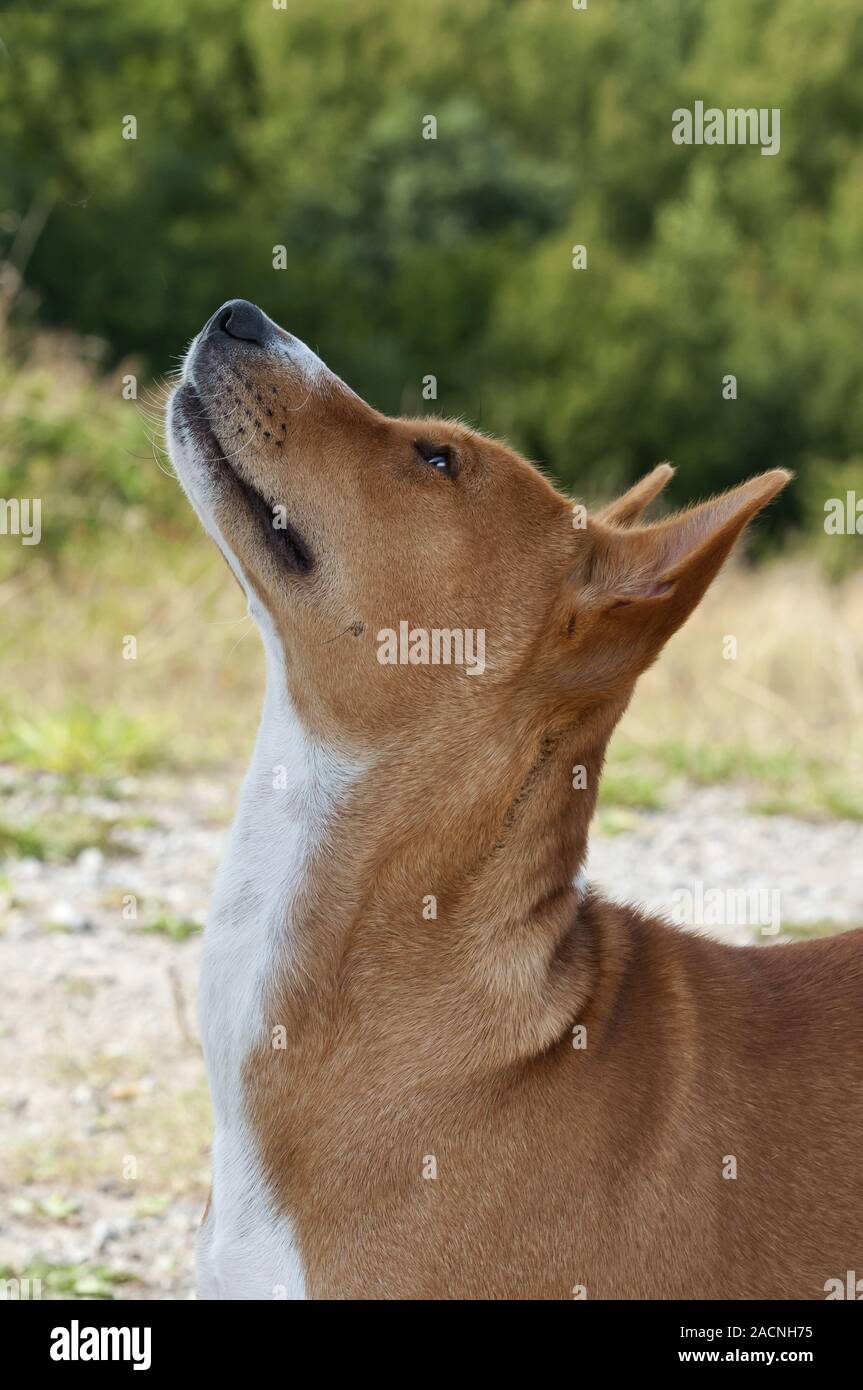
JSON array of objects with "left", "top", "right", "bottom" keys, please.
[
  {"left": 562, "top": 470, "right": 791, "bottom": 694},
  {"left": 598, "top": 463, "right": 674, "bottom": 527}
]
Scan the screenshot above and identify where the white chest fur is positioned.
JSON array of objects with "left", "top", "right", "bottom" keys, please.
[{"left": 196, "top": 626, "right": 355, "bottom": 1300}]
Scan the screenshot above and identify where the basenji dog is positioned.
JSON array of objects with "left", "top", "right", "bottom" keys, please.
[{"left": 167, "top": 300, "right": 863, "bottom": 1300}]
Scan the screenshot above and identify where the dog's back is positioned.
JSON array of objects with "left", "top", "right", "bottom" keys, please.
[{"left": 537, "top": 904, "right": 863, "bottom": 1299}]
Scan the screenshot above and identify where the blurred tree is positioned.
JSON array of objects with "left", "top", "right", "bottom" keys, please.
[{"left": 0, "top": 0, "right": 861, "bottom": 527}]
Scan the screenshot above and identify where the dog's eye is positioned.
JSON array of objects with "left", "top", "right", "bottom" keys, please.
[{"left": 414, "top": 442, "right": 456, "bottom": 477}]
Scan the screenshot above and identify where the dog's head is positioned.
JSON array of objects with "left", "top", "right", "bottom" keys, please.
[{"left": 167, "top": 300, "right": 789, "bottom": 749}]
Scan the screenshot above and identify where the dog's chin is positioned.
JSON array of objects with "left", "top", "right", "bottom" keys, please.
[
  {"left": 167, "top": 382, "right": 314, "bottom": 578},
  {"left": 168, "top": 381, "right": 229, "bottom": 475},
  {"left": 165, "top": 382, "right": 229, "bottom": 538}
]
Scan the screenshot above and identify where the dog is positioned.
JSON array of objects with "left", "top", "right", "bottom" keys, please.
[{"left": 167, "top": 299, "right": 862, "bottom": 1300}]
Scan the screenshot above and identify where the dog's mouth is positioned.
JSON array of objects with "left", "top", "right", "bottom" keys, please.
[{"left": 175, "top": 382, "right": 314, "bottom": 576}]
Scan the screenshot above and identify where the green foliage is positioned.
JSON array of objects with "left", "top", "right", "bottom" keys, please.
[
  {"left": 0, "top": 701, "right": 173, "bottom": 776},
  {"left": 607, "top": 736, "right": 863, "bottom": 822},
  {"left": 137, "top": 913, "right": 203, "bottom": 942},
  {"left": 0, "top": 1258, "right": 135, "bottom": 1299},
  {"left": 0, "top": 0, "right": 861, "bottom": 531},
  {"left": 0, "top": 700, "right": 176, "bottom": 778},
  {"left": 0, "top": 336, "right": 183, "bottom": 562},
  {"left": 780, "top": 919, "right": 863, "bottom": 940},
  {"left": 0, "top": 807, "right": 130, "bottom": 862}
]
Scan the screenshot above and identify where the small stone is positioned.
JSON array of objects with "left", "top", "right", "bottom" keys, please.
[
  {"left": 47, "top": 901, "right": 93, "bottom": 932},
  {"left": 77, "top": 848, "right": 104, "bottom": 876},
  {"left": 89, "top": 1219, "right": 112, "bottom": 1252}
]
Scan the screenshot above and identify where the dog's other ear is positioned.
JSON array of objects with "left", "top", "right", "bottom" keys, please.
[
  {"left": 597, "top": 463, "right": 674, "bottom": 527},
  {"left": 559, "top": 470, "right": 791, "bottom": 697}
]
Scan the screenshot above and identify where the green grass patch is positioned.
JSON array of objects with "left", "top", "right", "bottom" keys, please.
[
  {"left": 0, "top": 1259, "right": 136, "bottom": 1299},
  {"left": 598, "top": 752, "right": 666, "bottom": 811},
  {"left": 35, "top": 1192, "right": 80, "bottom": 1222},
  {"left": 0, "top": 810, "right": 135, "bottom": 863},
  {"left": 606, "top": 736, "right": 863, "bottom": 822},
  {"left": 62, "top": 977, "right": 100, "bottom": 998},
  {"left": 11, "top": 1057, "right": 211, "bottom": 1196},
  {"left": 594, "top": 807, "right": 643, "bottom": 836},
  {"left": 137, "top": 914, "right": 203, "bottom": 943},
  {"left": 135, "top": 1193, "right": 172, "bottom": 1218},
  {"left": 0, "top": 702, "right": 172, "bottom": 779},
  {"left": 752, "top": 780, "right": 863, "bottom": 821},
  {"left": 780, "top": 920, "right": 863, "bottom": 941}
]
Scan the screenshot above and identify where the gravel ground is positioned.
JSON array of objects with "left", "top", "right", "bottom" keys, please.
[
  {"left": 1, "top": 768, "right": 861, "bottom": 1299},
  {"left": 588, "top": 785, "right": 863, "bottom": 941}
]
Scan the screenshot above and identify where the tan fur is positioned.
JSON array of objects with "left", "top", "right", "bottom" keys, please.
[{"left": 184, "top": 314, "right": 862, "bottom": 1299}]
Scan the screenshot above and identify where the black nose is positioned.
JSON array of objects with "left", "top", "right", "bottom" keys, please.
[{"left": 208, "top": 299, "right": 268, "bottom": 345}]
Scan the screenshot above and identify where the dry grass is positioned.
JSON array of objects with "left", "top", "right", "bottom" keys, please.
[
  {"left": 1, "top": 321, "right": 860, "bottom": 815},
  {"left": 0, "top": 540, "right": 263, "bottom": 775},
  {"left": 609, "top": 557, "right": 863, "bottom": 818},
  {"left": 1, "top": 533, "right": 861, "bottom": 817}
]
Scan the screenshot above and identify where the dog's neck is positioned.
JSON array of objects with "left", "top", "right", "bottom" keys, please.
[{"left": 247, "top": 639, "right": 627, "bottom": 1077}]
